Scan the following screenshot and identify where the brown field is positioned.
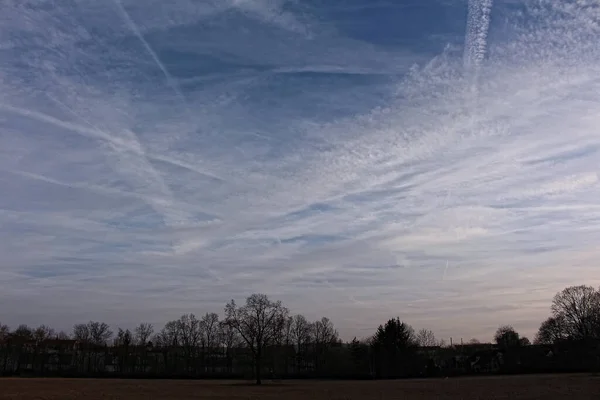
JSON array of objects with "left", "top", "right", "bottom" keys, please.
[{"left": 1, "top": 374, "right": 599, "bottom": 400}]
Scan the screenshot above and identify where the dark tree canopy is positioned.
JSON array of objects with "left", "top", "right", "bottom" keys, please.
[
  {"left": 494, "top": 325, "right": 522, "bottom": 349},
  {"left": 2, "top": 283, "right": 600, "bottom": 382},
  {"left": 372, "top": 318, "right": 416, "bottom": 350},
  {"left": 73, "top": 321, "right": 113, "bottom": 345},
  {"left": 370, "top": 318, "right": 417, "bottom": 378},
  {"left": 534, "top": 316, "right": 568, "bottom": 345}
]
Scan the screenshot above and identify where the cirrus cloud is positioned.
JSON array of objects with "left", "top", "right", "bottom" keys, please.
[{"left": 1, "top": 0, "right": 600, "bottom": 342}]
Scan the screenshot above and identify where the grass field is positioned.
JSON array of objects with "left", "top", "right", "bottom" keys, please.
[{"left": 1, "top": 374, "right": 599, "bottom": 399}]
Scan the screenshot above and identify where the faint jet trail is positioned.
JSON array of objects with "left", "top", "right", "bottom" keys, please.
[
  {"left": 390, "top": 187, "right": 452, "bottom": 268},
  {"left": 443, "top": 260, "right": 449, "bottom": 280},
  {"left": 322, "top": 278, "right": 363, "bottom": 306},
  {"left": 2, "top": 99, "right": 224, "bottom": 184},
  {"left": 441, "top": 189, "right": 451, "bottom": 208},
  {"left": 46, "top": 96, "right": 181, "bottom": 227},
  {"left": 113, "top": 0, "right": 190, "bottom": 112},
  {"left": 44, "top": 95, "right": 224, "bottom": 282}
]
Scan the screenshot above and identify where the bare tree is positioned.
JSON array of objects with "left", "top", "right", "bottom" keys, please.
[
  {"left": 151, "top": 320, "right": 180, "bottom": 373},
  {"left": 88, "top": 321, "right": 113, "bottom": 345},
  {"left": 218, "top": 320, "right": 241, "bottom": 349},
  {"left": 201, "top": 312, "right": 220, "bottom": 371},
  {"left": 33, "top": 325, "right": 55, "bottom": 342},
  {"left": 114, "top": 328, "right": 133, "bottom": 346},
  {"left": 0, "top": 323, "right": 9, "bottom": 341},
  {"left": 56, "top": 331, "right": 71, "bottom": 340},
  {"left": 283, "top": 316, "right": 295, "bottom": 345},
  {"left": 134, "top": 323, "right": 154, "bottom": 345},
  {"left": 225, "top": 294, "right": 288, "bottom": 385},
  {"left": 311, "top": 317, "right": 339, "bottom": 373},
  {"left": 312, "top": 317, "right": 338, "bottom": 346},
  {"left": 176, "top": 314, "right": 202, "bottom": 371},
  {"left": 151, "top": 331, "right": 167, "bottom": 348},
  {"left": 153, "top": 320, "right": 179, "bottom": 347},
  {"left": 551, "top": 285, "right": 600, "bottom": 340},
  {"left": 72, "top": 321, "right": 112, "bottom": 345},
  {"left": 218, "top": 320, "right": 241, "bottom": 373},
  {"left": 113, "top": 328, "right": 133, "bottom": 373},
  {"left": 277, "top": 316, "right": 295, "bottom": 374},
  {"left": 13, "top": 324, "right": 33, "bottom": 341},
  {"left": 468, "top": 338, "right": 481, "bottom": 345},
  {"left": 415, "top": 329, "right": 438, "bottom": 347},
  {"left": 290, "top": 314, "right": 312, "bottom": 372},
  {"left": 72, "top": 323, "right": 90, "bottom": 342},
  {"left": 291, "top": 314, "right": 311, "bottom": 351},
  {"left": 201, "top": 313, "right": 219, "bottom": 349}
]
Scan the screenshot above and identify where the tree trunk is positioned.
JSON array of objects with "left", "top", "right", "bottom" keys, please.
[
  {"left": 255, "top": 353, "right": 262, "bottom": 385},
  {"left": 3, "top": 345, "right": 9, "bottom": 372}
]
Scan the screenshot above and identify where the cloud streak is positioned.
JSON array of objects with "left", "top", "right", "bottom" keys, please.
[
  {"left": 464, "top": 0, "right": 493, "bottom": 72},
  {"left": 1, "top": 0, "right": 600, "bottom": 341}
]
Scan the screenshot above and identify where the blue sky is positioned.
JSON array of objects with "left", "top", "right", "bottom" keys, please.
[{"left": 1, "top": 0, "right": 600, "bottom": 342}]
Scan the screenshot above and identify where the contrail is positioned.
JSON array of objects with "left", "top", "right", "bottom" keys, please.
[
  {"left": 443, "top": 260, "right": 449, "bottom": 280},
  {"left": 44, "top": 95, "right": 182, "bottom": 229},
  {"left": 322, "top": 278, "right": 363, "bottom": 306},
  {"left": 42, "top": 96, "right": 223, "bottom": 285},
  {"left": 0, "top": 102, "right": 114, "bottom": 145},
  {"left": 463, "top": 0, "right": 493, "bottom": 134},
  {"left": 441, "top": 188, "right": 451, "bottom": 208},
  {"left": 113, "top": 0, "right": 190, "bottom": 112},
  {"left": 464, "top": 0, "right": 493, "bottom": 73},
  {"left": 0, "top": 101, "right": 225, "bottom": 183}
]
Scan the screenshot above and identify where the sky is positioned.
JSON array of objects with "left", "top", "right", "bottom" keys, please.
[{"left": 1, "top": 0, "right": 600, "bottom": 343}]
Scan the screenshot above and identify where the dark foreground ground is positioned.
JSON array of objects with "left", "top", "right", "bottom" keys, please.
[{"left": 1, "top": 374, "right": 599, "bottom": 399}]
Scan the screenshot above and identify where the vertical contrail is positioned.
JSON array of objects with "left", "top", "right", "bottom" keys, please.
[
  {"left": 443, "top": 260, "right": 449, "bottom": 280},
  {"left": 464, "top": 0, "right": 494, "bottom": 73},
  {"left": 463, "top": 0, "right": 493, "bottom": 134}
]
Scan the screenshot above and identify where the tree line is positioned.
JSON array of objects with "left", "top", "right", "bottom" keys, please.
[{"left": 1, "top": 285, "right": 599, "bottom": 384}]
